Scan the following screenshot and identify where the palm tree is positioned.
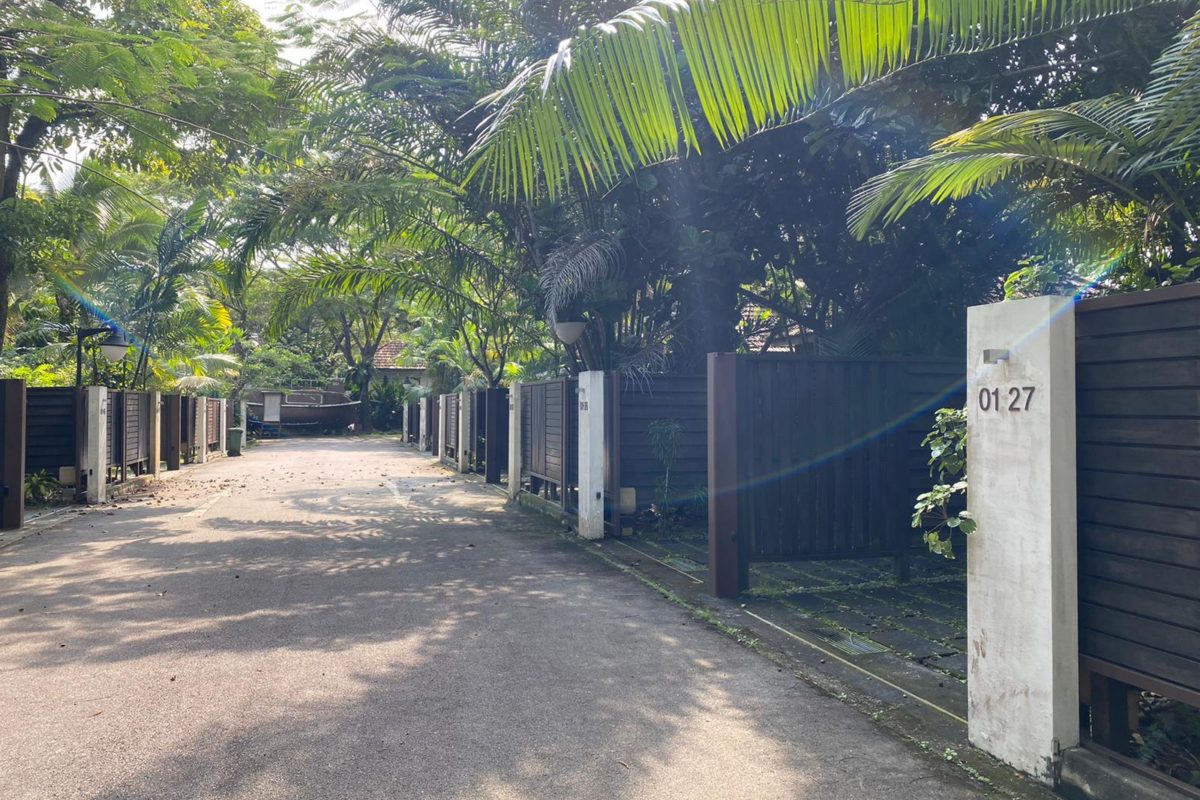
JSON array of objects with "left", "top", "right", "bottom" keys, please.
[
  {"left": 464, "top": 0, "right": 1173, "bottom": 202},
  {"left": 847, "top": 10, "right": 1200, "bottom": 281}
]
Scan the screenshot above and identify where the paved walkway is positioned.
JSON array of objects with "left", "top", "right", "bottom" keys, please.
[{"left": 0, "top": 438, "right": 991, "bottom": 799}]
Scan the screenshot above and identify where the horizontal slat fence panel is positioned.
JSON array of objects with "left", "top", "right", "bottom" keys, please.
[
  {"left": 708, "top": 354, "right": 964, "bottom": 595},
  {"left": 25, "top": 388, "right": 78, "bottom": 476},
  {"left": 1075, "top": 284, "right": 1200, "bottom": 699},
  {"left": 123, "top": 391, "right": 150, "bottom": 467},
  {"left": 616, "top": 375, "right": 707, "bottom": 512},
  {"left": 518, "top": 379, "right": 577, "bottom": 511}
]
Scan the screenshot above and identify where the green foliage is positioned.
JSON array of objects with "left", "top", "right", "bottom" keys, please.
[
  {"left": 648, "top": 418, "right": 683, "bottom": 530},
  {"left": 24, "top": 470, "right": 61, "bottom": 506},
  {"left": 851, "top": 11, "right": 1200, "bottom": 284},
  {"left": 1135, "top": 696, "right": 1200, "bottom": 787},
  {"left": 913, "top": 407, "right": 974, "bottom": 558},
  {"left": 467, "top": 0, "right": 1164, "bottom": 201},
  {"left": 240, "top": 344, "right": 326, "bottom": 390},
  {"left": 370, "top": 380, "right": 408, "bottom": 431}
]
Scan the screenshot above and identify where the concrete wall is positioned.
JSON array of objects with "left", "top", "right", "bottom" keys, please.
[{"left": 966, "top": 295, "right": 1078, "bottom": 783}]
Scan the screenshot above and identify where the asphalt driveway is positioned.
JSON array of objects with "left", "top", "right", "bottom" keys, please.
[{"left": 0, "top": 437, "right": 990, "bottom": 799}]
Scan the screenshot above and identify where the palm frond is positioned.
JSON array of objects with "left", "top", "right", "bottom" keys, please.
[
  {"left": 848, "top": 106, "right": 1137, "bottom": 239},
  {"left": 466, "top": 0, "right": 1166, "bottom": 202},
  {"left": 539, "top": 231, "right": 624, "bottom": 320}
]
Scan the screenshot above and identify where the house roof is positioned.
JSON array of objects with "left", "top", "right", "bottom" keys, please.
[{"left": 373, "top": 342, "right": 425, "bottom": 370}]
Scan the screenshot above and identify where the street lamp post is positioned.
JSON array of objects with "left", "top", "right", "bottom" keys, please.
[{"left": 75, "top": 326, "right": 131, "bottom": 388}]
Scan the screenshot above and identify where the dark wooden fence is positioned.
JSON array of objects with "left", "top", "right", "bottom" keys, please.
[
  {"left": 1, "top": 380, "right": 26, "bottom": 529},
  {"left": 405, "top": 402, "right": 419, "bottom": 444},
  {"left": 419, "top": 395, "right": 438, "bottom": 453},
  {"left": 708, "top": 353, "right": 964, "bottom": 597},
  {"left": 26, "top": 387, "right": 80, "bottom": 481},
  {"left": 106, "top": 391, "right": 153, "bottom": 481},
  {"left": 519, "top": 378, "right": 577, "bottom": 511},
  {"left": 606, "top": 374, "right": 706, "bottom": 534},
  {"left": 470, "top": 388, "right": 507, "bottom": 483},
  {"left": 1075, "top": 284, "right": 1200, "bottom": 761},
  {"left": 443, "top": 393, "right": 460, "bottom": 459}
]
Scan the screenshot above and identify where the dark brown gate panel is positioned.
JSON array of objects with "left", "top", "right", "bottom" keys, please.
[
  {"left": 708, "top": 354, "right": 964, "bottom": 597},
  {"left": 1076, "top": 284, "right": 1200, "bottom": 700},
  {"left": 122, "top": 391, "right": 150, "bottom": 471},
  {"left": 483, "top": 387, "right": 508, "bottom": 483},
  {"left": 518, "top": 378, "right": 577, "bottom": 510},
  {"left": 1, "top": 379, "right": 26, "bottom": 530},
  {"left": 26, "top": 387, "right": 78, "bottom": 477}
]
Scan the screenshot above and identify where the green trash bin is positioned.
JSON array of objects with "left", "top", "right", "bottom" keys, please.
[{"left": 227, "top": 427, "right": 244, "bottom": 456}]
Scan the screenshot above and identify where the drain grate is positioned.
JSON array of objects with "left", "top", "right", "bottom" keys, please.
[
  {"left": 809, "top": 627, "right": 889, "bottom": 656},
  {"left": 663, "top": 556, "right": 704, "bottom": 573}
]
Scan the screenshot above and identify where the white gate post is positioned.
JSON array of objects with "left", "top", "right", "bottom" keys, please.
[
  {"left": 577, "top": 371, "right": 606, "bottom": 540},
  {"left": 196, "top": 399, "right": 208, "bottom": 464},
  {"left": 149, "top": 390, "right": 162, "bottom": 477},
  {"left": 457, "top": 389, "right": 470, "bottom": 472},
  {"left": 419, "top": 398, "right": 428, "bottom": 450},
  {"left": 508, "top": 382, "right": 522, "bottom": 498},
  {"left": 218, "top": 399, "right": 228, "bottom": 456},
  {"left": 84, "top": 387, "right": 108, "bottom": 504},
  {"left": 966, "top": 295, "right": 1078, "bottom": 784}
]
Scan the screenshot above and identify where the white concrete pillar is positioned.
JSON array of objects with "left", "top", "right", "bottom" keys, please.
[
  {"left": 577, "top": 371, "right": 606, "bottom": 540},
  {"left": 401, "top": 399, "right": 408, "bottom": 441},
  {"left": 419, "top": 398, "right": 429, "bottom": 450},
  {"left": 196, "top": 398, "right": 208, "bottom": 464},
  {"left": 966, "top": 295, "right": 1078, "bottom": 784},
  {"left": 218, "top": 399, "right": 228, "bottom": 455},
  {"left": 457, "top": 389, "right": 470, "bottom": 472},
  {"left": 507, "top": 382, "right": 522, "bottom": 498},
  {"left": 84, "top": 387, "right": 108, "bottom": 504},
  {"left": 149, "top": 390, "right": 162, "bottom": 477}
]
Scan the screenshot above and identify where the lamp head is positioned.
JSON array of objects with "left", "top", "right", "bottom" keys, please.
[
  {"left": 554, "top": 320, "right": 587, "bottom": 346},
  {"left": 99, "top": 329, "right": 131, "bottom": 363}
]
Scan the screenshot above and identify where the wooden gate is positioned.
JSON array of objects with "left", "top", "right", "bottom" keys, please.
[
  {"left": 519, "top": 378, "right": 577, "bottom": 510},
  {"left": 26, "top": 387, "right": 79, "bottom": 481},
  {"left": 708, "top": 354, "right": 964, "bottom": 597},
  {"left": 405, "top": 402, "right": 419, "bottom": 444},
  {"left": 1075, "top": 284, "right": 1200, "bottom": 774},
  {"left": 206, "top": 398, "right": 220, "bottom": 452}
]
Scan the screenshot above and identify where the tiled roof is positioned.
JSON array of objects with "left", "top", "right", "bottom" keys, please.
[{"left": 373, "top": 342, "right": 425, "bottom": 369}]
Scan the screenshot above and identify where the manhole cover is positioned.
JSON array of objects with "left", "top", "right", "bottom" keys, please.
[
  {"left": 663, "top": 556, "right": 704, "bottom": 573},
  {"left": 810, "top": 627, "right": 889, "bottom": 656}
]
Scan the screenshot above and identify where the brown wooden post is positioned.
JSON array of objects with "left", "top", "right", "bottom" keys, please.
[
  {"left": 164, "top": 395, "right": 181, "bottom": 470},
  {"left": 1, "top": 379, "right": 26, "bottom": 530},
  {"left": 605, "top": 371, "right": 622, "bottom": 536},
  {"left": 708, "top": 353, "right": 745, "bottom": 597},
  {"left": 1088, "top": 671, "right": 1136, "bottom": 755}
]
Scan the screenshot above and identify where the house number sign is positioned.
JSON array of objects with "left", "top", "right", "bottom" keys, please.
[{"left": 978, "top": 385, "right": 1036, "bottom": 412}]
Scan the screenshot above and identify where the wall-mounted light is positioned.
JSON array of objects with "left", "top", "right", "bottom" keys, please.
[{"left": 983, "top": 349, "right": 1011, "bottom": 364}]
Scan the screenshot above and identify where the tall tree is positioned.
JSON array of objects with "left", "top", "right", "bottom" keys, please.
[{"left": 0, "top": 0, "right": 278, "bottom": 347}]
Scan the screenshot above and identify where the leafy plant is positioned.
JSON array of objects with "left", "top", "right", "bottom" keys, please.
[
  {"left": 913, "top": 407, "right": 974, "bottom": 558},
  {"left": 1135, "top": 695, "right": 1200, "bottom": 787},
  {"left": 24, "top": 470, "right": 61, "bottom": 506},
  {"left": 648, "top": 418, "right": 683, "bottom": 530}
]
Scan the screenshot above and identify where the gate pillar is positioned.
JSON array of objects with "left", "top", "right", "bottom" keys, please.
[{"left": 966, "top": 295, "right": 1078, "bottom": 784}]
